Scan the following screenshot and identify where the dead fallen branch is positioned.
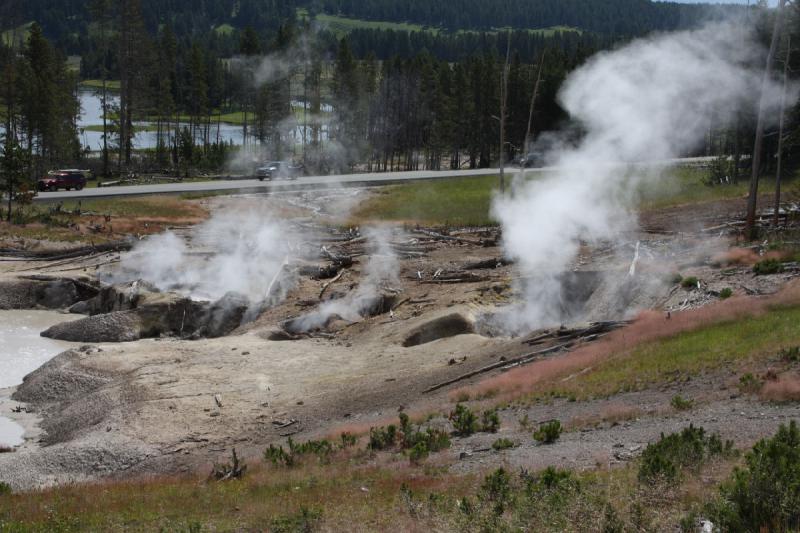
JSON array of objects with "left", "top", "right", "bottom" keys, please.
[
  {"left": 319, "top": 270, "right": 345, "bottom": 299},
  {"left": 0, "top": 240, "right": 133, "bottom": 261},
  {"left": 423, "top": 341, "right": 575, "bottom": 394},
  {"left": 523, "top": 321, "right": 631, "bottom": 346}
]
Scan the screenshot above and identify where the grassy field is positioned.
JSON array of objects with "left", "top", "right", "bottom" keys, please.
[
  {"left": 79, "top": 79, "right": 122, "bottom": 91},
  {"left": 352, "top": 175, "right": 502, "bottom": 227},
  {"left": 1, "top": 22, "right": 33, "bottom": 47},
  {"left": 351, "top": 166, "right": 796, "bottom": 227},
  {"left": 547, "top": 304, "right": 800, "bottom": 400},
  {"left": 0, "top": 196, "right": 208, "bottom": 243},
  {"left": 299, "top": 8, "right": 580, "bottom": 38}
]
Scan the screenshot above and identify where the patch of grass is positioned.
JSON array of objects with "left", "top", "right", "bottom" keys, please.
[
  {"left": 492, "top": 438, "right": 515, "bottom": 451},
  {"left": 780, "top": 346, "right": 800, "bottom": 363},
  {"left": 719, "top": 287, "right": 733, "bottom": 299},
  {"left": 353, "top": 175, "right": 501, "bottom": 227},
  {"left": 738, "top": 373, "right": 762, "bottom": 394},
  {"left": 542, "top": 305, "right": 800, "bottom": 400},
  {"left": 79, "top": 79, "right": 122, "bottom": 91}
]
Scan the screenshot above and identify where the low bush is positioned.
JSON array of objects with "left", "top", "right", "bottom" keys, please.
[
  {"left": 339, "top": 432, "right": 357, "bottom": 448},
  {"left": 670, "top": 395, "right": 694, "bottom": 411},
  {"left": 492, "top": 438, "right": 515, "bottom": 451},
  {"left": 481, "top": 409, "right": 500, "bottom": 433},
  {"left": 0, "top": 482, "right": 10, "bottom": 496},
  {"left": 638, "top": 425, "right": 734, "bottom": 483},
  {"left": 713, "top": 421, "right": 800, "bottom": 532},
  {"left": 738, "top": 373, "right": 762, "bottom": 394},
  {"left": 408, "top": 442, "right": 429, "bottom": 465},
  {"left": 719, "top": 287, "right": 733, "bottom": 299},
  {"left": 264, "top": 438, "right": 333, "bottom": 467},
  {"left": 368, "top": 425, "right": 397, "bottom": 451},
  {"left": 681, "top": 276, "right": 699, "bottom": 289},
  {"left": 450, "top": 404, "right": 478, "bottom": 436},
  {"left": 534, "top": 420, "right": 562, "bottom": 444},
  {"left": 270, "top": 507, "right": 322, "bottom": 533},
  {"left": 753, "top": 258, "right": 784, "bottom": 275},
  {"left": 480, "top": 468, "right": 513, "bottom": 515},
  {"left": 780, "top": 346, "right": 800, "bottom": 363}
]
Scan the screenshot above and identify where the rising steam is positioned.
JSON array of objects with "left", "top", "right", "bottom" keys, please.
[{"left": 494, "top": 22, "right": 791, "bottom": 332}]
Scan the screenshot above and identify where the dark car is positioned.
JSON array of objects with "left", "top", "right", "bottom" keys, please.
[
  {"left": 256, "top": 161, "right": 304, "bottom": 181},
  {"left": 516, "top": 153, "right": 544, "bottom": 168},
  {"left": 38, "top": 170, "right": 89, "bottom": 191}
]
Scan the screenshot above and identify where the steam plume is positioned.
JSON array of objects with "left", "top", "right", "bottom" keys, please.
[{"left": 494, "top": 22, "right": 792, "bottom": 332}]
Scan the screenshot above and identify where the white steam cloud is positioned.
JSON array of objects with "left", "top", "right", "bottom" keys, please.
[
  {"left": 494, "top": 22, "right": 792, "bottom": 332},
  {"left": 115, "top": 209, "right": 293, "bottom": 303}
]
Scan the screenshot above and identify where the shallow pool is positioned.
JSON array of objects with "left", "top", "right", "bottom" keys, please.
[{"left": 0, "top": 310, "right": 78, "bottom": 446}]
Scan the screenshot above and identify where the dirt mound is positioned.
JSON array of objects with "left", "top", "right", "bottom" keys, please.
[
  {"left": 403, "top": 312, "right": 476, "bottom": 347},
  {"left": 42, "top": 311, "right": 144, "bottom": 342}
]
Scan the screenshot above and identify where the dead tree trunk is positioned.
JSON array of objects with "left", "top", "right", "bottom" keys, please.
[
  {"left": 498, "top": 33, "right": 511, "bottom": 194},
  {"left": 524, "top": 51, "right": 546, "bottom": 157},
  {"left": 746, "top": 0, "right": 787, "bottom": 238},
  {"left": 774, "top": 35, "right": 791, "bottom": 227}
]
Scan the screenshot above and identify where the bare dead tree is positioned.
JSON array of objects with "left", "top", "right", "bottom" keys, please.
[
  {"left": 746, "top": 0, "right": 787, "bottom": 238},
  {"left": 499, "top": 32, "right": 511, "bottom": 194},
  {"left": 775, "top": 35, "right": 792, "bottom": 227},
  {"left": 524, "top": 50, "right": 547, "bottom": 159}
]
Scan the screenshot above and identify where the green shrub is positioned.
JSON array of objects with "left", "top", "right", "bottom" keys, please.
[
  {"left": 481, "top": 409, "right": 500, "bottom": 433},
  {"left": 681, "top": 276, "right": 699, "bottom": 289},
  {"left": 399, "top": 412, "right": 413, "bottom": 438},
  {"left": 270, "top": 507, "right": 322, "bottom": 533},
  {"left": 753, "top": 258, "right": 784, "bottom": 275},
  {"left": 408, "top": 442, "right": 429, "bottom": 465},
  {"left": 450, "top": 404, "right": 478, "bottom": 436},
  {"left": 492, "top": 438, "right": 515, "bottom": 451},
  {"left": 738, "top": 373, "right": 762, "bottom": 394},
  {"left": 265, "top": 443, "right": 294, "bottom": 467},
  {"left": 670, "top": 273, "right": 684, "bottom": 285},
  {"left": 638, "top": 425, "right": 734, "bottom": 483},
  {"left": 719, "top": 288, "right": 733, "bottom": 299},
  {"left": 264, "top": 438, "right": 333, "bottom": 467},
  {"left": 368, "top": 425, "right": 397, "bottom": 450},
  {"left": 405, "top": 428, "right": 451, "bottom": 454},
  {"left": 670, "top": 395, "right": 694, "bottom": 411},
  {"left": 714, "top": 421, "right": 800, "bottom": 532},
  {"left": 534, "top": 420, "right": 562, "bottom": 444},
  {"left": 479, "top": 468, "right": 513, "bottom": 515},
  {"left": 780, "top": 346, "right": 800, "bottom": 363},
  {"left": 536, "top": 466, "right": 574, "bottom": 490},
  {"left": 0, "top": 481, "right": 10, "bottom": 496}
]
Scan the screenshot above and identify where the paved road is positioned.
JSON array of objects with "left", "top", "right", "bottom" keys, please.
[
  {"left": 32, "top": 168, "right": 508, "bottom": 201},
  {"left": 31, "top": 156, "right": 714, "bottom": 202}
]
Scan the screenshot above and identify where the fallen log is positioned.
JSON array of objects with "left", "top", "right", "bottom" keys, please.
[
  {"left": 523, "top": 321, "right": 631, "bottom": 346},
  {"left": 413, "top": 229, "right": 481, "bottom": 245},
  {"left": 423, "top": 341, "right": 575, "bottom": 394},
  {"left": 464, "top": 257, "right": 513, "bottom": 270},
  {"left": 0, "top": 240, "right": 133, "bottom": 260}
]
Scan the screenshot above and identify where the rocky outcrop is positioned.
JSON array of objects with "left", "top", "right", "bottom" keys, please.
[
  {"left": 43, "top": 282, "right": 251, "bottom": 342},
  {"left": 0, "top": 277, "right": 99, "bottom": 310}
]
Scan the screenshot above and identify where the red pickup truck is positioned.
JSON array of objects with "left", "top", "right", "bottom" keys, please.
[{"left": 37, "top": 170, "right": 89, "bottom": 191}]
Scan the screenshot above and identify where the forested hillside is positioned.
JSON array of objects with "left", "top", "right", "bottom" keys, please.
[{"left": 3, "top": 0, "right": 741, "bottom": 56}]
